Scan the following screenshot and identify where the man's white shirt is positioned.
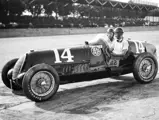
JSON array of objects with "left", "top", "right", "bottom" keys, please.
[
  {"left": 89, "top": 34, "right": 129, "bottom": 55},
  {"left": 112, "top": 38, "right": 129, "bottom": 55}
]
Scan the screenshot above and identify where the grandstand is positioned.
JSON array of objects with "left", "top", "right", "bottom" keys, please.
[{"left": 0, "top": 0, "right": 159, "bottom": 28}]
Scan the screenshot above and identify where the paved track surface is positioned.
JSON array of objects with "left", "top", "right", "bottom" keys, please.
[{"left": 0, "top": 31, "right": 159, "bottom": 120}]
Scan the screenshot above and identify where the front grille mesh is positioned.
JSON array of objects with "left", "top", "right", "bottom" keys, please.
[{"left": 12, "top": 55, "right": 26, "bottom": 80}]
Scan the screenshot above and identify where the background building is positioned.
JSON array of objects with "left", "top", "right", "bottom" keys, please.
[{"left": 0, "top": 0, "right": 159, "bottom": 28}]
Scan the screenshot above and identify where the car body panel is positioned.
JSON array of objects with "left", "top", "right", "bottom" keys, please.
[
  {"left": 12, "top": 40, "right": 157, "bottom": 86},
  {"left": 128, "top": 40, "right": 156, "bottom": 55},
  {"left": 23, "top": 45, "right": 106, "bottom": 76}
]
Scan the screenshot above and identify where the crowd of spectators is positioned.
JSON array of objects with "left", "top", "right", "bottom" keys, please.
[{"left": 0, "top": 16, "right": 159, "bottom": 29}]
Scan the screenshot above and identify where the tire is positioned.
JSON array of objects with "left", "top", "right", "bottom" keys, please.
[
  {"left": 133, "top": 52, "right": 158, "bottom": 84},
  {"left": 22, "top": 64, "right": 60, "bottom": 102},
  {"left": 1, "top": 58, "right": 22, "bottom": 90}
]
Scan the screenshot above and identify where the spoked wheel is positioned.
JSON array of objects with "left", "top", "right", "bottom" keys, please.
[
  {"left": 139, "top": 58, "right": 155, "bottom": 80},
  {"left": 133, "top": 53, "right": 158, "bottom": 84},
  {"left": 22, "top": 64, "right": 60, "bottom": 102},
  {"left": 30, "top": 71, "right": 55, "bottom": 97}
]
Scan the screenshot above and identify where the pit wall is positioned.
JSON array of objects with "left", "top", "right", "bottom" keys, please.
[{"left": 0, "top": 26, "right": 159, "bottom": 38}]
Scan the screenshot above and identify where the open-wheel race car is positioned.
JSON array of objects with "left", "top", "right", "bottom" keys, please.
[{"left": 1, "top": 39, "right": 158, "bottom": 102}]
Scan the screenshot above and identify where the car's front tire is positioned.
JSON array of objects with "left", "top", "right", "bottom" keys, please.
[
  {"left": 133, "top": 53, "right": 158, "bottom": 84},
  {"left": 1, "top": 58, "right": 22, "bottom": 90},
  {"left": 22, "top": 64, "right": 60, "bottom": 102}
]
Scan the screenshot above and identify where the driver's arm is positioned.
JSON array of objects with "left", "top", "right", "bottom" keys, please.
[
  {"left": 89, "top": 38, "right": 102, "bottom": 45},
  {"left": 88, "top": 34, "right": 107, "bottom": 45}
]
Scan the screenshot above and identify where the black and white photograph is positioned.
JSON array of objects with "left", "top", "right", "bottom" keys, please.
[{"left": 0, "top": 0, "right": 159, "bottom": 119}]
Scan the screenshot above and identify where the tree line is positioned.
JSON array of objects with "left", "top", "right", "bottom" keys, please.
[{"left": 0, "top": 0, "right": 159, "bottom": 25}]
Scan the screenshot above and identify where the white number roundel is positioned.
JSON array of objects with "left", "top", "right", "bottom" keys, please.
[{"left": 91, "top": 47, "right": 101, "bottom": 56}]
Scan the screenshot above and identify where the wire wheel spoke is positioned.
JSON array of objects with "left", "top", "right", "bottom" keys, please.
[
  {"left": 30, "top": 71, "right": 55, "bottom": 97},
  {"left": 139, "top": 58, "right": 155, "bottom": 80}
]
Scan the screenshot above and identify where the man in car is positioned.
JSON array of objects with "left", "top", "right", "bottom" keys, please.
[
  {"left": 112, "top": 27, "right": 129, "bottom": 56},
  {"left": 86, "top": 28, "right": 115, "bottom": 55}
]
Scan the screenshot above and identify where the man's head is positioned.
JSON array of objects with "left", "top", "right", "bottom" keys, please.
[
  {"left": 106, "top": 28, "right": 114, "bottom": 41},
  {"left": 114, "top": 27, "right": 124, "bottom": 41}
]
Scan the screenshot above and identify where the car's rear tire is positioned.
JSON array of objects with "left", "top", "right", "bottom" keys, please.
[
  {"left": 22, "top": 64, "right": 60, "bottom": 102},
  {"left": 133, "top": 53, "right": 158, "bottom": 84},
  {"left": 1, "top": 58, "right": 22, "bottom": 90}
]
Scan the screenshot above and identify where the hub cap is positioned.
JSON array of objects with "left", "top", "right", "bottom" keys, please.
[
  {"left": 139, "top": 58, "right": 155, "bottom": 81},
  {"left": 30, "top": 71, "right": 55, "bottom": 97}
]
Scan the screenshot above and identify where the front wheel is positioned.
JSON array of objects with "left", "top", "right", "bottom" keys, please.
[
  {"left": 22, "top": 64, "right": 60, "bottom": 102},
  {"left": 1, "top": 58, "right": 22, "bottom": 90},
  {"left": 133, "top": 53, "right": 158, "bottom": 84}
]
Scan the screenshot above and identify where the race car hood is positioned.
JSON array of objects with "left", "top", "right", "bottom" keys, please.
[
  {"left": 128, "top": 41, "right": 157, "bottom": 56},
  {"left": 143, "top": 42, "right": 157, "bottom": 56},
  {"left": 19, "top": 46, "right": 91, "bottom": 73}
]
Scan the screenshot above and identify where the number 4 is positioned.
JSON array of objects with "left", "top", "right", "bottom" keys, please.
[
  {"left": 139, "top": 42, "right": 145, "bottom": 53},
  {"left": 61, "top": 48, "right": 74, "bottom": 62}
]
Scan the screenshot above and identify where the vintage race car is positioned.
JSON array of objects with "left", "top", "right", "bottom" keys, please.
[{"left": 1, "top": 39, "right": 158, "bottom": 102}]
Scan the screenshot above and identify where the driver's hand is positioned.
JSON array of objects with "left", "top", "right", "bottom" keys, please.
[
  {"left": 109, "top": 47, "right": 114, "bottom": 52},
  {"left": 123, "top": 49, "right": 128, "bottom": 55},
  {"left": 123, "top": 49, "right": 131, "bottom": 59}
]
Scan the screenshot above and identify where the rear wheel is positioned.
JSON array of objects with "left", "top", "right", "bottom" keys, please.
[
  {"left": 1, "top": 58, "right": 22, "bottom": 90},
  {"left": 22, "top": 64, "right": 60, "bottom": 102},
  {"left": 133, "top": 53, "right": 158, "bottom": 84}
]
